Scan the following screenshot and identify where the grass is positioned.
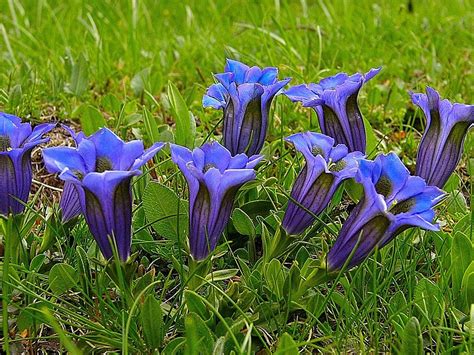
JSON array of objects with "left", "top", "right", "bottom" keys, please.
[{"left": 1, "top": 0, "right": 473, "bottom": 353}]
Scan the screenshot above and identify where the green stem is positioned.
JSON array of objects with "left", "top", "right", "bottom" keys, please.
[
  {"left": 248, "top": 234, "right": 256, "bottom": 263},
  {"left": 2, "top": 217, "right": 12, "bottom": 354}
]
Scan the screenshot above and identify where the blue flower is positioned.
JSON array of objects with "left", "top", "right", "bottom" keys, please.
[
  {"left": 203, "top": 59, "right": 291, "bottom": 156},
  {"left": 326, "top": 153, "right": 445, "bottom": 271},
  {"left": 0, "top": 112, "right": 55, "bottom": 216},
  {"left": 282, "top": 132, "right": 363, "bottom": 235},
  {"left": 171, "top": 141, "right": 262, "bottom": 260},
  {"left": 411, "top": 87, "right": 474, "bottom": 188},
  {"left": 43, "top": 127, "right": 163, "bottom": 261},
  {"left": 284, "top": 68, "right": 381, "bottom": 153}
]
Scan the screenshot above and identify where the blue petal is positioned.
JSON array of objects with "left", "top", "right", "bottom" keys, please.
[
  {"left": 118, "top": 140, "right": 145, "bottom": 170},
  {"left": 43, "top": 147, "right": 88, "bottom": 177},
  {"left": 225, "top": 59, "right": 250, "bottom": 84},
  {"left": 244, "top": 66, "right": 263, "bottom": 83},
  {"left": 259, "top": 67, "right": 278, "bottom": 85},
  {"left": 88, "top": 128, "right": 126, "bottom": 169},
  {"left": 286, "top": 132, "right": 335, "bottom": 163},
  {"left": 60, "top": 181, "right": 82, "bottom": 222},
  {"left": 200, "top": 141, "right": 232, "bottom": 173},
  {"left": 131, "top": 142, "right": 164, "bottom": 170},
  {"left": 203, "top": 83, "right": 227, "bottom": 109},
  {"left": 377, "top": 153, "right": 409, "bottom": 201},
  {"left": 363, "top": 67, "right": 382, "bottom": 82},
  {"left": 81, "top": 170, "right": 139, "bottom": 261},
  {"left": 284, "top": 84, "right": 319, "bottom": 103},
  {"left": 319, "top": 73, "right": 349, "bottom": 90},
  {"left": 25, "top": 123, "right": 55, "bottom": 144}
]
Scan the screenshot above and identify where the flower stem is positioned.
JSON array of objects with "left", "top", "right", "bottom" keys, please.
[{"left": 1, "top": 217, "right": 13, "bottom": 354}]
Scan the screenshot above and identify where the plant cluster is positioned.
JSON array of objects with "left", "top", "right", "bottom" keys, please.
[{"left": 1, "top": 58, "right": 473, "bottom": 353}]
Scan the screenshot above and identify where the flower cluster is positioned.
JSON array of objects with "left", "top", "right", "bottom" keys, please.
[
  {"left": 326, "top": 153, "right": 445, "bottom": 271},
  {"left": 203, "top": 59, "right": 290, "bottom": 156},
  {"left": 43, "top": 128, "right": 164, "bottom": 261},
  {"left": 282, "top": 132, "right": 363, "bottom": 235},
  {"left": 1, "top": 59, "right": 471, "bottom": 276},
  {"left": 0, "top": 113, "right": 54, "bottom": 216},
  {"left": 171, "top": 142, "right": 262, "bottom": 260}
]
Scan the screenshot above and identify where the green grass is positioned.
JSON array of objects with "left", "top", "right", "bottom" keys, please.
[{"left": 1, "top": 0, "right": 473, "bottom": 353}]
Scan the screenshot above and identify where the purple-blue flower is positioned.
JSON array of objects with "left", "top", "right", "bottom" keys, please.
[
  {"left": 0, "top": 112, "right": 55, "bottom": 216},
  {"left": 43, "top": 127, "right": 163, "bottom": 261},
  {"left": 282, "top": 132, "right": 363, "bottom": 235},
  {"left": 326, "top": 153, "right": 445, "bottom": 271},
  {"left": 203, "top": 59, "right": 291, "bottom": 156},
  {"left": 171, "top": 141, "right": 262, "bottom": 260},
  {"left": 411, "top": 87, "right": 474, "bottom": 188},
  {"left": 284, "top": 68, "right": 381, "bottom": 153}
]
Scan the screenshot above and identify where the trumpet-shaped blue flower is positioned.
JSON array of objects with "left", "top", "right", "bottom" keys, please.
[
  {"left": 282, "top": 132, "right": 363, "bottom": 235},
  {"left": 284, "top": 68, "right": 381, "bottom": 153},
  {"left": 411, "top": 87, "right": 474, "bottom": 188},
  {"left": 0, "top": 112, "right": 55, "bottom": 216},
  {"left": 171, "top": 141, "right": 262, "bottom": 260},
  {"left": 203, "top": 59, "right": 291, "bottom": 156},
  {"left": 326, "top": 153, "right": 445, "bottom": 271},
  {"left": 43, "top": 127, "right": 163, "bottom": 261}
]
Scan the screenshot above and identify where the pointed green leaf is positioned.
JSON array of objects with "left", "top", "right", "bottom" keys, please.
[
  {"left": 142, "top": 181, "right": 188, "bottom": 240},
  {"left": 400, "top": 317, "right": 423, "bottom": 355},
  {"left": 275, "top": 332, "right": 299, "bottom": 355},
  {"left": 168, "top": 81, "right": 195, "bottom": 148},
  {"left": 48, "top": 263, "right": 79, "bottom": 295},
  {"left": 141, "top": 294, "right": 165, "bottom": 350}
]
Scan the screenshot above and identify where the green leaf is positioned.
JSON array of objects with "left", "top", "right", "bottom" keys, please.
[
  {"left": 48, "top": 263, "right": 79, "bottom": 295},
  {"left": 66, "top": 54, "right": 89, "bottom": 96},
  {"left": 168, "top": 81, "right": 195, "bottom": 148},
  {"left": 184, "top": 290, "right": 209, "bottom": 320},
  {"left": 451, "top": 232, "right": 473, "bottom": 296},
  {"left": 131, "top": 67, "right": 151, "bottom": 97},
  {"left": 461, "top": 261, "right": 474, "bottom": 309},
  {"left": 413, "top": 277, "right": 443, "bottom": 322},
  {"left": 275, "top": 332, "right": 299, "bottom": 354},
  {"left": 446, "top": 190, "right": 468, "bottom": 216},
  {"left": 141, "top": 294, "right": 164, "bottom": 350},
  {"left": 363, "top": 116, "right": 379, "bottom": 158},
  {"left": 185, "top": 313, "right": 215, "bottom": 355},
  {"left": 205, "top": 268, "right": 239, "bottom": 282},
  {"left": 79, "top": 105, "right": 107, "bottom": 135},
  {"left": 143, "top": 106, "right": 161, "bottom": 144},
  {"left": 400, "top": 317, "right": 423, "bottom": 355},
  {"left": 232, "top": 208, "right": 255, "bottom": 236},
  {"left": 29, "top": 254, "right": 46, "bottom": 272},
  {"left": 142, "top": 181, "right": 188, "bottom": 240},
  {"left": 17, "top": 302, "right": 51, "bottom": 331},
  {"left": 344, "top": 178, "right": 363, "bottom": 203},
  {"left": 163, "top": 337, "right": 185, "bottom": 355}
]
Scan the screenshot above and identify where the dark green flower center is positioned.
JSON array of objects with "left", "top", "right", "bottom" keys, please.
[
  {"left": 203, "top": 163, "right": 216, "bottom": 173},
  {"left": 329, "top": 160, "right": 346, "bottom": 172},
  {"left": 96, "top": 157, "right": 113, "bottom": 173},
  {"left": 389, "top": 198, "right": 414, "bottom": 215},
  {"left": 0, "top": 136, "right": 11, "bottom": 152},
  {"left": 73, "top": 170, "right": 84, "bottom": 180},
  {"left": 375, "top": 175, "right": 392, "bottom": 197},
  {"left": 311, "top": 145, "right": 323, "bottom": 156}
]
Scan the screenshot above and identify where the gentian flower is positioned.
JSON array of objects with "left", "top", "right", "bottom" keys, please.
[
  {"left": 0, "top": 112, "right": 55, "bottom": 216},
  {"left": 284, "top": 67, "right": 381, "bottom": 153},
  {"left": 411, "top": 87, "right": 474, "bottom": 188},
  {"left": 171, "top": 141, "right": 262, "bottom": 260},
  {"left": 203, "top": 59, "right": 291, "bottom": 156},
  {"left": 43, "top": 127, "right": 163, "bottom": 261},
  {"left": 282, "top": 132, "right": 363, "bottom": 235},
  {"left": 326, "top": 153, "right": 445, "bottom": 271}
]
